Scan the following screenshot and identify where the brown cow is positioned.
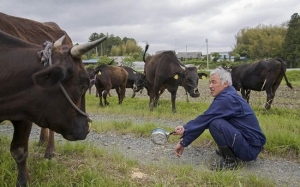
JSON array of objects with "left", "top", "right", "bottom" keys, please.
[
  {"left": 0, "top": 12, "right": 74, "bottom": 159},
  {"left": 94, "top": 65, "right": 128, "bottom": 107},
  {"left": 143, "top": 43, "right": 200, "bottom": 113},
  {"left": 0, "top": 21, "right": 107, "bottom": 187},
  {"left": 230, "top": 58, "right": 293, "bottom": 109}
]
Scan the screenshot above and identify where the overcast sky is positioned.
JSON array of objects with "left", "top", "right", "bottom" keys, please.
[{"left": 1, "top": 0, "right": 299, "bottom": 55}]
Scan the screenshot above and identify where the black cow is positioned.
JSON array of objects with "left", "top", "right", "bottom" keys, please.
[
  {"left": 0, "top": 24, "right": 107, "bottom": 187},
  {"left": 143, "top": 43, "right": 200, "bottom": 113},
  {"left": 120, "top": 66, "right": 144, "bottom": 98},
  {"left": 94, "top": 65, "right": 128, "bottom": 107},
  {"left": 230, "top": 58, "right": 293, "bottom": 110},
  {"left": 86, "top": 66, "right": 97, "bottom": 95}
]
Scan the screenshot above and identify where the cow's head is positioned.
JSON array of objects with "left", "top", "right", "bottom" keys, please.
[
  {"left": 32, "top": 36, "right": 107, "bottom": 141},
  {"left": 133, "top": 72, "right": 146, "bottom": 93},
  {"left": 181, "top": 67, "right": 200, "bottom": 98}
]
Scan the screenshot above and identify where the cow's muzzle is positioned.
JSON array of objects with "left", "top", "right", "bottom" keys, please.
[{"left": 189, "top": 88, "right": 200, "bottom": 97}]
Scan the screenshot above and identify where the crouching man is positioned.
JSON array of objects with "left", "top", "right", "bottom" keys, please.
[{"left": 174, "top": 67, "right": 266, "bottom": 170}]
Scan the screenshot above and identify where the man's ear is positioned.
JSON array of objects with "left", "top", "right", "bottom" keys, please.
[{"left": 223, "top": 81, "right": 229, "bottom": 87}]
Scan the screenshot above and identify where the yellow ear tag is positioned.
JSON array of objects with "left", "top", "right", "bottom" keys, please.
[
  {"left": 98, "top": 71, "right": 102, "bottom": 75},
  {"left": 202, "top": 76, "right": 206, "bottom": 79},
  {"left": 174, "top": 74, "right": 178, "bottom": 79}
]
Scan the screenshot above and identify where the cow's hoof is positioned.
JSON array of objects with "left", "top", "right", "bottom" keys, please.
[{"left": 44, "top": 152, "right": 54, "bottom": 159}]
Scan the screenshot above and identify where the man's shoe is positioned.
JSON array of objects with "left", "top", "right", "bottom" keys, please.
[
  {"left": 215, "top": 149, "right": 222, "bottom": 156},
  {"left": 211, "top": 146, "right": 239, "bottom": 171},
  {"left": 211, "top": 157, "right": 239, "bottom": 171}
]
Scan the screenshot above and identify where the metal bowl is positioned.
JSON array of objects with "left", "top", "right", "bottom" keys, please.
[{"left": 150, "top": 128, "right": 174, "bottom": 145}]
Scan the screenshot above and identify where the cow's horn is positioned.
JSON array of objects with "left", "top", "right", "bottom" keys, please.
[
  {"left": 54, "top": 35, "right": 66, "bottom": 47},
  {"left": 70, "top": 36, "right": 107, "bottom": 57}
]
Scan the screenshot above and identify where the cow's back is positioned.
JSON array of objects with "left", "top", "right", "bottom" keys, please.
[
  {"left": 0, "top": 12, "right": 72, "bottom": 46},
  {"left": 121, "top": 66, "right": 135, "bottom": 80},
  {"left": 95, "top": 65, "right": 128, "bottom": 88},
  {"left": 144, "top": 51, "right": 182, "bottom": 85},
  {"left": 231, "top": 59, "right": 284, "bottom": 91}
]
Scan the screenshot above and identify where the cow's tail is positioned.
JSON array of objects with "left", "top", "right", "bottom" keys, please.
[
  {"left": 277, "top": 58, "right": 293, "bottom": 89},
  {"left": 143, "top": 42, "right": 149, "bottom": 63}
]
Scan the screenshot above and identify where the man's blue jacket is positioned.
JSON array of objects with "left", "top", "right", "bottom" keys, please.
[{"left": 180, "top": 86, "right": 266, "bottom": 148}]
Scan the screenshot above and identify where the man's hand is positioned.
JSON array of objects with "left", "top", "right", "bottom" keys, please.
[
  {"left": 174, "top": 142, "right": 184, "bottom": 157},
  {"left": 174, "top": 125, "right": 185, "bottom": 135}
]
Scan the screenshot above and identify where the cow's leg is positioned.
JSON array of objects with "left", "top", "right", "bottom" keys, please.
[
  {"left": 95, "top": 85, "right": 104, "bottom": 107},
  {"left": 44, "top": 130, "right": 55, "bottom": 159},
  {"left": 98, "top": 90, "right": 104, "bottom": 107},
  {"left": 240, "top": 88, "right": 248, "bottom": 102},
  {"left": 153, "top": 85, "right": 161, "bottom": 108},
  {"left": 38, "top": 128, "right": 55, "bottom": 159},
  {"left": 148, "top": 89, "right": 155, "bottom": 111},
  {"left": 185, "top": 91, "right": 189, "bottom": 102},
  {"left": 11, "top": 120, "right": 32, "bottom": 187},
  {"left": 265, "top": 76, "right": 283, "bottom": 110},
  {"left": 245, "top": 90, "right": 251, "bottom": 103},
  {"left": 170, "top": 91, "right": 177, "bottom": 113},
  {"left": 115, "top": 87, "right": 121, "bottom": 104},
  {"left": 119, "top": 85, "right": 126, "bottom": 104},
  {"left": 103, "top": 89, "right": 110, "bottom": 106},
  {"left": 265, "top": 88, "right": 275, "bottom": 110},
  {"left": 38, "top": 128, "right": 48, "bottom": 146}
]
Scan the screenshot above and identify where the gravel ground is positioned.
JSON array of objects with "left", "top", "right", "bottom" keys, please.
[{"left": 1, "top": 112, "right": 300, "bottom": 187}]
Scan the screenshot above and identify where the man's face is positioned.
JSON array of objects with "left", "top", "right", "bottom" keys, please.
[{"left": 209, "top": 73, "right": 228, "bottom": 97}]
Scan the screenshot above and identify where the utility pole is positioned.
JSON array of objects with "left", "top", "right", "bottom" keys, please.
[
  {"left": 206, "top": 39, "right": 209, "bottom": 69},
  {"left": 186, "top": 45, "right": 187, "bottom": 62}
]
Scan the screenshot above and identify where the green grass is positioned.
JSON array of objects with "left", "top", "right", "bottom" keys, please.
[{"left": 1, "top": 83, "right": 299, "bottom": 186}]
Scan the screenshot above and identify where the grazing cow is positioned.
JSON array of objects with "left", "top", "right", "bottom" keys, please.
[
  {"left": 143, "top": 43, "right": 200, "bottom": 113},
  {"left": 0, "top": 12, "right": 74, "bottom": 160},
  {"left": 0, "top": 26, "right": 107, "bottom": 187},
  {"left": 230, "top": 58, "right": 293, "bottom": 110},
  {"left": 120, "top": 66, "right": 144, "bottom": 98},
  {"left": 94, "top": 65, "right": 128, "bottom": 107}
]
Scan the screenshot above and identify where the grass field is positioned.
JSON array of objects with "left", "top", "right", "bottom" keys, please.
[{"left": 0, "top": 78, "right": 299, "bottom": 186}]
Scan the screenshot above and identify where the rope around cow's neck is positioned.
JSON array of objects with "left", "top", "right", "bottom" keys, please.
[{"left": 38, "top": 41, "right": 91, "bottom": 122}]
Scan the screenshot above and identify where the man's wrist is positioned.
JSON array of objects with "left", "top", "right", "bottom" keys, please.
[{"left": 180, "top": 139, "right": 187, "bottom": 147}]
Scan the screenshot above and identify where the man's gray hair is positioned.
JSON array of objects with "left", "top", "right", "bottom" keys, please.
[{"left": 210, "top": 66, "right": 232, "bottom": 86}]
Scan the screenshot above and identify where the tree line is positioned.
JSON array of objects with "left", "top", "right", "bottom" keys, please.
[
  {"left": 83, "top": 32, "right": 144, "bottom": 62},
  {"left": 83, "top": 13, "right": 300, "bottom": 68},
  {"left": 232, "top": 13, "right": 300, "bottom": 68}
]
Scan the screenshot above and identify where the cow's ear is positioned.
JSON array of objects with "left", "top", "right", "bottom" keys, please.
[{"left": 32, "top": 66, "right": 67, "bottom": 88}]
